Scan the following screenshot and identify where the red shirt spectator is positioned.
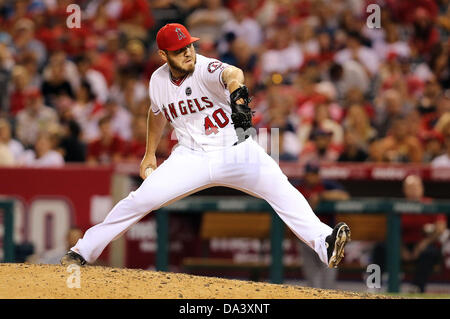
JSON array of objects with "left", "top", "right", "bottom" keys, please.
[
  {"left": 384, "top": 0, "right": 438, "bottom": 24},
  {"left": 402, "top": 211, "right": 447, "bottom": 243},
  {"left": 295, "top": 162, "right": 350, "bottom": 224},
  {"left": 87, "top": 116, "right": 124, "bottom": 165},
  {"left": 87, "top": 135, "right": 123, "bottom": 165},
  {"left": 124, "top": 139, "right": 146, "bottom": 161},
  {"left": 122, "top": 115, "right": 147, "bottom": 161},
  {"left": 401, "top": 176, "right": 447, "bottom": 244},
  {"left": 299, "top": 128, "right": 342, "bottom": 165},
  {"left": 119, "top": 0, "right": 154, "bottom": 29},
  {"left": 9, "top": 89, "right": 27, "bottom": 116},
  {"left": 9, "top": 65, "right": 34, "bottom": 116},
  {"left": 410, "top": 7, "right": 440, "bottom": 57}
]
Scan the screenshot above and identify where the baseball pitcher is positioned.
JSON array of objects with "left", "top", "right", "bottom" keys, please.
[{"left": 61, "top": 23, "right": 351, "bottom": 270}]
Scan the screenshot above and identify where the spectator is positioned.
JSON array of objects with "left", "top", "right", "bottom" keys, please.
[
  {"left": 416, "top": 77, "right": 443, "bottom": 117},
  {"left": 263, "top": 105, "right": 300, "bottom": 161},
  {"left": 294, "top": 20, "right": 319, "bottom": 57},
  {"left": 123, "top": 115, "right": 147, "bottom": 162},
  {"left": 0, "top": 118, "right": 24, "bottom": 162},
  {"left": 71, "top": 80, "right": 105, "bottom": 143},
  {"left": 342, "top": 104, "right": 376, "bottom": 149},
  {"left": 41, "top": 54, "right": 75, "bottom": 108},
  {"left": 424, "top": 89, "right": 450, "bottom": 133},
  {"left": 16, "top": 88, "right": 58, "bottom": 147},
  {"left": 20, "top": 130, "right": 65, "bottom": 167},
  {"left": 0, "top": 43, "right": 13, "bottom": 114},
  {"left": 296, "top": 161, "right": 350, "bottom": 209},
  {"left": 296, "top": 80, "right": 344, "bottom": 123},
  {"left": 315, "top": 31, "right": 335, "bottom": 67},
  {"left": 186, "top": 0, "right": 232, "bottom": 43},
  {"left": 8, "top": 64, "right": 30, "bottom": 116},
  {"left": 123, "top": 39, "right": 147, "bottom": 79},
  {"left": 328, "top": 61, "right": 370, "bottom": 100},
  {"left": 220, "top": 37, "right": 258, "bottom": 73},
  {"left": 428, "top": 43, "right": 449, "bottom": 90},
  {"left": 87, "top": 0, "right": 119, "bottom": 38},
  {"left": 432, "top": 122, "right": 450, "bottom": 167},
  {"left": 103, "top": 96, "right": 132, "bottom": 141},
  {"left": 260, "top": 25, "right": 303, "bottom": 82},
  {"left": 295, "top": 162, "right": 349, "bottom": 289},
  {"left": 20, "top": 50, "right": 41, "bottom": 88},
  {"left": 9, "top": 18, "right": 46, "bottom": 68},
  {"left": 374, "top": 89, "right": 410, "bottom": 138},
  {"left": 343, "top": 87, "right": 374, "bottom": 116},
  {"left": 410, "top": 7, "right": 440, "bottom": 59},
  {"left": 150, "top": 0, "right": 197, "bottom": 32},
  {"left": 372, "top": 175, "right": 448, "bottom": 293},
  {"left": 58, "top": 120, "right": 86, "bottom": 163},
  {"left": 42, "top": 51, "right": 80, "bottom": 97},
  {"left": 298, "top": 102, "right": 344, "bottom": 151},
  {"left": 143, "top": 44, "right": 166, "bottom": 82},
  {"left": 385, "top": 0, "right": 438, "bottom": 25},
  {"left": 334, "top": 31, "right": 380, "bottom": 77},
  {"left": 0, "top": 0, "right": 448, "bottom": 170},
  {"left": 370, "top": 116, "right": 424, "bottom": 163},
  {"left": 117, "top": 0, "right": 154, "bottom": 41},
  {"left": 87, "top": 115, "right": 124, "bottom": 165},
  {"left": 437, "top": 2, "right": 450, "bottom": 38},
  {"left": 109, "top": 71, "right": 147, "bottom": 112},
  {"left": 422, "top": 130, "right": 444, "bottom": 163},
  {"left": 299, "top": 128, "right": 341, "bottom": 165},
  {"left": 74, "top": 54, "right": 108, "bottom": 104},
  {"left": 101, "top": 31, "right": 122, "bottom": 80},
  {"left": 222, "top": 2, "right": 263, "bottom": 49},
  {"left": 0, "top": 142, "right": 14, "bottom": 166},
  {"left": 338, "top": 129, "right": 369, "bottom": 162},
  {"left": 373, "top": 23, "right": 411, "bottom": 61}
]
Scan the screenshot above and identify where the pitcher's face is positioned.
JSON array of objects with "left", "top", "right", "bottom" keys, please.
[{"left": 160, "top": 43, "right": 196, "bottom": 76}]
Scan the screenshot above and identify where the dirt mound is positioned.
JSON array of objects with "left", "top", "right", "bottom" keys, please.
[{"left": 0, "top": 263, "right": 389, "bottom": 299}]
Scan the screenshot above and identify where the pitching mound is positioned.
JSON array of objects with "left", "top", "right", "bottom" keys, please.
[{"left": 0, "top": 263, "right": 388, "bottom": 299}]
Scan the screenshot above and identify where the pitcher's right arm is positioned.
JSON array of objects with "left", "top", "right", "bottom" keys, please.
[{"left": 140, "top": 107, "right": 167, "bottom": 179}]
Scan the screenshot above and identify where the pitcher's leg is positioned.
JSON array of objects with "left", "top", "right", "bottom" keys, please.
[
  {"left": 211, "top": 138, "right": 333, "bottom": 265},
  {"left": 73, "top": 147, "right": 211, "bottom": 263},
  {"left": 252, "top": 172, "right": 333, "bottom": 265}
]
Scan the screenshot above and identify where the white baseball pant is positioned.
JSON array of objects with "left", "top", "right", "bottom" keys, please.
[{"left": 72, "top": 137, "right": 333, "bottom": 264}]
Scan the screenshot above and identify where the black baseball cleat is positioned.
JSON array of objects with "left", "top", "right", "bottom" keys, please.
[
  {"left": 326, "top": 222, "right": 351, "bottom": 268},
  {"left": 60, "top": 250, "right": 87, "bottom": 266}
]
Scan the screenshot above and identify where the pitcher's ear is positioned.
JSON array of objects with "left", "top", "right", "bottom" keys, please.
[{"left": 158, "top": 49, "right": 168, "bottom": 62}]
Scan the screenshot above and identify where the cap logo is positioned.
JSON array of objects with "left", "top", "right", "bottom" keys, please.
[{"left": 175, "top": 28, "right": 186, "bottom": 40}]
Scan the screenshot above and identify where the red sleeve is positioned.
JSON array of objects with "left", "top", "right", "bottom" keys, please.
[
  {"left": 136, "top": 0, "right": 154, "bottom": 28},
  {"left": 120, "top": 0, "right": 154, "bottom": 28},
  {"left": 87, "top": 141, "right": 100, "bottom": 159},
  {"left": 436, "top": 214, "right": 447, "bottom": 223},
  {"left": 112, "top": 136, "right": 125, "bottom": 155}
]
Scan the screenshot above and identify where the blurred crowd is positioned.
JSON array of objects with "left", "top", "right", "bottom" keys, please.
[{"left": 0, "top": 0, "right": 450, "bottom": 167}]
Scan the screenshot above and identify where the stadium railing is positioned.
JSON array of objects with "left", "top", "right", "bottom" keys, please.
[
  {"left": 157, "top": 196, "right": 450, "bottom": 293},
  {"left": 0, "top": 199, "right": 15, "bottom": 262}
]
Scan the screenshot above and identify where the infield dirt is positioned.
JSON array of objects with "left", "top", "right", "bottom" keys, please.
[{"left": 0, "top": 263, "right": 390, "bottom": 299}]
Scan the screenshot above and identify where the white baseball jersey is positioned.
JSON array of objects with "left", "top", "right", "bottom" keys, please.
[
  {"left": 149, "top": 54, "right": 239, "bottom": 152},
  {"left": 73, "top": 55, "right": 335, "bottom": 269}
]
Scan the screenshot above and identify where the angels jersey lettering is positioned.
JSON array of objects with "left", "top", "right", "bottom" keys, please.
[{"left": 149, "top": 54, "right": 237, "bottom": 151}]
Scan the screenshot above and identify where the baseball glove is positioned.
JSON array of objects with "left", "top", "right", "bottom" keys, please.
[{"left": 230, "top": 85, "right": 254, "bottom": 142}]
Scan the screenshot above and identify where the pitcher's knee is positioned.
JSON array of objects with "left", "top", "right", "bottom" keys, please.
[{"left": 126, "top": 190, "right": 159, "bottom": 213}]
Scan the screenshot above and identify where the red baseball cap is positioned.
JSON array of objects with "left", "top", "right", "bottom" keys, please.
[{"left": 156, "top": 23, "right": 200, "bottom": 51}]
